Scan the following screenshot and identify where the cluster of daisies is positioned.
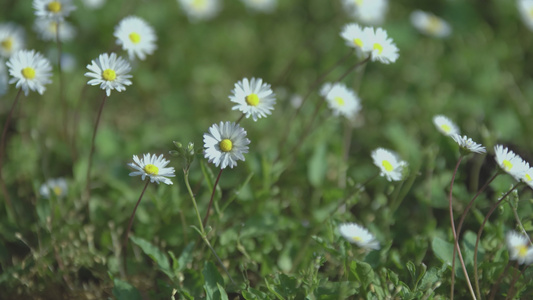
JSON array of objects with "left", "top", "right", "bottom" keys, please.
[{"left": 340, "top": 23, "right": 399, "bottom": 64}]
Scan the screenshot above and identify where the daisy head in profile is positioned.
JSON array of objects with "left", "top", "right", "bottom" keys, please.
[
  {"left": 433, "top": 115, "right": 459, "bottom": 136},
  {"left": 114, "top": 16, "right": 157, "bottom": 61},
  {"left": 340, "top": 23, "right": 373, "bottom": 52},
  {"left": 320, "top": 82, "right": 361, "bottom": 119},
  {"left": 33, "top": 0, "right": 76, "bottom": 22},
  {"left": 339, "top": 223, "right": 380, "bottom": 250},
  {"left": 230, "top": 77, "right": 276, "bottom": 121},
  {"left": 0, "top": 23, "right": 25, "bottom": 58},
  {"left": 494, "top": 145, "right": 529, "bottom": 182},
  {"left": 506, "top": 230, "right": 533, "bottom": 265},
  {"left": 451, "top": 134, "right": 486, "bottom": 155},
  {"left": 128, "top": 153, "right": 175, "bottom": 185},
  {"left": 39, "top": 178, "right": 68, "bottom": 199},
  {"left": 371, "top": 148, "right": 408, "bottom": 181},
  {"left": 410, "top": 10, "right": 451, "bottom": 38},
  {"left": 33, "top": 19, "right": 76, "bottom": 42},
  {"left": 84, "top": 53, "right": 132, "bottom": 96},
  {"left": 203, "top": 121, "right": 250, "bottom": 169},
  {"left": 6, "top": 49, "right": 53, "bottom": 96}
]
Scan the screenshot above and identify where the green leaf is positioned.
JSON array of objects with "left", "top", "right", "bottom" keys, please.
[
  {"left": 177, "top": 242, "right": 195, "bottom": 272},
  {"left": 112, "top": 278, "right": 142, "bottom": 300},
  {"left": 217, "top": 283, "right": 229, "bottom": 300},
  {"left": 242, "top": 287, "right": 269, "bottom": 300},
  {"left": 203, "top": 261, "right": 226, "bottom": 300},
  {"left": 418, "top": 265, "right": 446, "bottom": 292},
  {"left": 348, "top": 260, "right": 374, "bottom": 289},
  {"left": 130, "top": 236, "right": 173, "bottom": 279}
]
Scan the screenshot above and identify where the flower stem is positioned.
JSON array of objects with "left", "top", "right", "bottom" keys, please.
[
  {"left": 123, "top": 179, "right": 150, "bottom": 253},
  {"left": 85, "top": 92, "right": 108, "bottom": 202},
  {"left": 203, "top": 168, "right": 223, "bottom": 228},
  {"left": 235, "top": 113, "right": 245, "bottom": 125}
]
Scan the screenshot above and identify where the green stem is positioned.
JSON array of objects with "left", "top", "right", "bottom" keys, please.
[
  {"left": 85, "top": 92, "right": 108, "bottom": 201},
  {"left": 184, "top": 168, "right": 206, "bottom": 235},
  {"left": 203, "top": 168, "right": 223, "bottom": 228},
  {"left": 123, "top": 179, "right": 150, "bottom": 253}
]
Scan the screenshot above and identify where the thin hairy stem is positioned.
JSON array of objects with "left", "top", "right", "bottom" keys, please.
[
  {"left": 123, "top": 180, "right": 150, "bottom": 253},
  {"left": 203, "top": 168, "right": 223, "bottom": 228},
  {"left": 509, "top": 199, "right": 532, "bottom": 245},
  {"left": 235, "top": 113, "right": 245, "bottom": 125},
  {"left": 85, "top": 93, "right": 108, "bottom": 201}
]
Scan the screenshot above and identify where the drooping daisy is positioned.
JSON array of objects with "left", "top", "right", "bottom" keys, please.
[
  {"left": 433, "top": 115, "right": 459, "bottom": 136},
  {"left": 518, "top": 0, "right": 533, "bottom": 31},
  {"left": 0, "top": 23, "right": 25, "bottom": 58},
  {"left": 203, "top": 121, "right": 250, "bottom": 169},
  {"left": 451, "top": 134, "right": 486, "bottom": 154},
  {"left": 320, "top": 82, "right": 361, "bottom": 118},
  {"left": 494, "top": 145, "right": 529, "bottom": 181},
  {"left": 340, "top": 23, "right": 373, "bottom": 51},
  {"left": 128, "top": 153, "right": 175, "bottom": 185},
  {"left": 178, "top": 0, "right": 221, "bottom": 22},
  {"left": 230, "top": 77, "right": 276, "bottom": 121},
  {"left": 506, "top": 230, "right": 533, "bottom": 265},
  {"left": 82, "top": 0, "right": 106, "bottom": 9},
  {"left": 6, "top": 50, "right": 53, "bottom": 96},
  {"left": 240, "top": 0, "right": 277, "bottom": 13},
  {"left": 363, "top": 27, "right": 399, "bottom": 64},
  {"left": 33, "top": 18, "right": 76, "bottom": 42},
  {"left": 85, "top": 53, "right": 132, "bottom": 96},
  {"left": 410, "top": 10, "right": 451, "bottom": 38},
  {"left": 521, "top": 163, "right": 533, "bottom": 189},
  {"left": 0, "top": 61, "right": 8, "bottom": 96},
  {"left": 371, "top": 148, "right": 408, "bottom": 182},
  {"left": 114, "top": 16, "right": 157, "bottom": 61},
  {"left": 39, "top": 178, "right": 68, "bottom": 198},
  {"left": 339, "top": 223, "right": 380, "bottom": 250},
  {"left": 341, "top": 0, "right": 388, "bottom": 25},
  {"left": 33, "top": 0, "right": 76, "bottom": 22}
]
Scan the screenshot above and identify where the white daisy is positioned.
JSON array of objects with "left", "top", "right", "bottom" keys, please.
[
  {"left": 33, "top": 0, "right": 76, "bottom": 22},
  {"left": 178, "top": 0, "right": 220, "bottom": 22},
  {"left": 371, "top": 148, "right": 408, "bottom": 182},
  {"left": 410, "top": 10, "right": 452, "bottom": 38},
  {"left": 33, "top": 18, "right": 75, "bottom": 42},
  {"left": 39, "top": 178, "right": 68, "bottom": 199},
  {"left": 6, "top": 50, "right": 53, "bottom": 96},
  {"left": 341, "top": 0, "right": 388, "bottom": 25},
  {"left": 230, "top": 77, "right": 276, "bottom": 121},
  {"left": 320, "top": 82, "right": 361, "bottom": 118},
  {"left": 0, "top": 61, "right": 8, "bottom": 96},
  {"left": 363, "top": 27, "right": 399, "bottom": 64},
  {"left": 339, "top": 223, "right": 380, "bottom": 250},
  {"left": 240, "top": 0, "right": 277, "bottom": 13},
  {"left": 82, "top": 0, "right": 106, "bottom": 9},
  {"left": 522, "top": 163, "right": 533, "bottom": 189},
  {"left": 340, "top": 23, "right": 374, "bottom": 51},
  {"left": 128, "top": 153, "right": 175, "bottom": 185},
  {"left": 0, "top": 23, "right": 25, "bottom": 58},
  {"left": 85, "top": 53, "right": 132, "bottom": 96},
  {"left": 114, "top": 16, "right": 157, "bottom": 61},
  {"left": 494, "top": 145, "right": 529, "bottom": 181},
  {"left": 518, "top": 0, "right": 533, "bottom": 31},
  {"left": 451, "top": 134, "right": 486, "bottom": 154},
  {"left": 433, "top": 115, "right": 459, "bottom": 136},
  {"left": 203, "top": 121, "right": 250, "bottom": 169},
  {"left": 506, "top": 231, "right": 533, "bottom": 265}
]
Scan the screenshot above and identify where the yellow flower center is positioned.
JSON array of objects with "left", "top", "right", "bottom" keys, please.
[
  {"left": 353, "top": 38, "right": 363, "bottom": 48},
  {"left": 53, "top": 186, "right": 63, "bottom": 196},
  {"left": 245, "top": 94, "right": 260, "bottom": 106},
  {"left": 440, "top": 124, "right": 451, "bottom": 133},
  {"left": 373, "top": 43, "right": 383, "bottom": 55},
  {"left": 382, "top": 160, "right": 394, "bottom": 172},
  {"left": 352, "top": 236, "right": 362, "bottom": 242},
  {"left": 21, "top": 67, "right": 36, "bottom": 79},
  {"left": 192, "top": 0, "right": 206, "bottom": 9},
  {"left": 1, "top": 37, "right": 13, "bottom": 51},
  {"left": 47, "top": 1, "right": 62, "bottom": 13},
  {"left": 502, "top": 159, "right": 513, "bottom": 171},
  {"left": 517, "top": 245, "right": 528, "bottom": 258},
  {"left": 102, "top": 69, "right": 117, "bottom": 81},
  {"left": 129, "top": 32, "right": 141, "bottom": 44},
  {"left": 525, "top": 174, "right": 532, "bottom": 182},
  {"left": 334, "top": 96, "right": 345, "bottom": 106},
  {"left": 529, "top": 8, "right": 533, "bottom": 18},
  {"left": 355, "top": 0, "right": 364, "bottom": 6},
  {"left": 144, "top": 164, "right": 159, "bottom": 175},
  {"left": 219, "top": 139, "right": 233, "bottom": 152},
  {"left": 427, "top": 16, "right": 443, "bottom": 34}
]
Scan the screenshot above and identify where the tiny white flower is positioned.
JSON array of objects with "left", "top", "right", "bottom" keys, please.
[
  {"left": 410, "top": 10, "right": 451, "bottom": 38},
  {"left": 518, "top": 0, "right": 533, "bottom": 31},
  {"left": 0, "top": 23, "right": 25, "bottom": 58},
  {"left": 203, "top": 121, "right": 250, "bottom": 169},
  {"left": 522, "top": 164, "right": 533, "bottom": 189},
  {"left": 506, "top": 231, "right": 533, "bottom": 265},
  {"left": 33, "top": 18, "right": 75, "bottom": 42},
  {"left": 363, "top": 27, "right": 399, "bottom": 64},
  {"left": 82, "top": 0, "right": 106, "bottom": 9},
  {"left": 320, "top": 82, "right": 361, "bottom": 119},
  {"left": 494, "top": 145, "right": 529, "bottom": 181},
  {"left": 340, "top": 23, "right": 374, "bottom": 51},
  {"left": 0, "top": 60, "right": 8, "bottom": 96},
  {"left": 128, "top": 153, "right": 175, "bottom": 185},
  {"left": 40, "top": 178, "right": 68, "bottom": 198},
  {"left": 114, "top": 16, "right": 157, "bottom": 61},
  {"left": 6, "top": 50, "right": 53, "bottom": 96},
  {"left": 178, "top": 0, "right": 220, "bottom": 22},
  {"left": 341, "top": 0, "right": 388, "bottom": 25},
  {"left": 371, "top": 148, "right": 408, "bottom": 182},
  {"left": 240, "top": 0, "right": 277, "bottom": 13},
  {"left": 85, "top": 53, "right": 132, "bottom": 97},
  {"left": 451, "top": 134, "right": 486, "bottom": 154},
  {"left": 339, "top": 223, "right": 380, "bottom": 250},
  {"left": 33, "top": 0, "right": 76, "bottom": 22},
  {"left": 230, "top": 77, "right": 276, "bottom": 121},
  {"left": 433, "top": 115, "right": 459, "bottom": 136}
]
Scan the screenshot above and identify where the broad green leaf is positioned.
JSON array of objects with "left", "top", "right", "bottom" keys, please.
[
  {"left": 112, "top": 278, "right": 142, "bottom": 300},
  {"left": 348, "top": 260, "right": 374, "bottom": 289},
  {"left": 130, "top": 236, "right": 173, "bottom": 279},
  {"left": 203, "top": 261, "right": 226, "bottom": 300},
  {"left": 242, "top": 287, "right": 269, "bottom": 300}
]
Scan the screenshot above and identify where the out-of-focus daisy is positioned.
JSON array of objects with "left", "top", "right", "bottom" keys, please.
[
  {"left": 521, "top": 163, "right": 533, "bottom": 189},
  {"left": 340, "top": 23, "right": 373, "bottom": 51},
  {"left": 6, "top": 50, "right": 53, "bottom": 96},
  {"left": 178, "top": 0, "right": 220, "bottom": 22},
  {"left": 494, "top": 145, "right": 529, "bottom": 181},
  {"left": 82, "top": 0, "right": 106, "bottom": 9},
  {"left": 33, "top": 0, "right": 76, "bottom": 22},
  {"left": 341, "top": 0, "right": 388, "bottom": 25},
  {"left": 85, "top": 53, "right": 132, "bottom": 96},
  {"left": 203, "top": 121, "right": 250, "bottom": 169},
  {"left": 506, "top": 231, "right": 533, "bottom": 265},
  {"left": 114, "top": 16, "right": 157, "bottom": 61},
  {"left": 433, "top": 115, "right": 459, "bottom": 136},
  {"left": 0, "top": 61, "right": 8, "bottom": 96},
  {"left": 230, "top": 77, "right": 276, "bottom": 121},
  {"left": 39, "top": 178, "right": 68, "bottom": 198},
  {"left": 371, "top": 148, "right": 408, "bottom": 181},
  {"left": 410, "top": 10, "right": 451, "bottom": 38},
  {"left": 0, "top": 23, "right": 25, "bottom": 58},
  {"left": 518, "top": 0, "right": 533, "bottom": 31},
  {"left": 128, "top": 153, "right": 175, "bottom": 185},
  {"left": 339, "top": 223, "right": 380, "bottom": 250},
  {"left": 320, "top": 82, "right": 361, "bottom": 119},
  {"left": 33, "top": 19, "right": 75, "bottom": 42},
  {"left": 240, "top": 0, "right": 277, "bottom": 13},
  {"left": 364, "top": 27, "right": 399, "bottom": 64},
  {"left": 451, "top": 134, "right": 486, "bottom": 154}
]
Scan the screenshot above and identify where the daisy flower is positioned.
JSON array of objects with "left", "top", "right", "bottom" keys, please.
[
  {"left": 33, "top": 19, "right": 75, "bottom": 42},
  {"left": 114, "top": 16, "right": 157, "bottom": 61},
  {"left": 451, "top": 134, "right": 486, "bottom": 154},
  {"left": 320, "top": 82, "right": 361, "bottom": 118},
  {"left": 340, "top": 23, "right": 373, "bottom": 51},
  {"left": 518, "top": 0, "right": 533, "bottom": 31},
  {"left": 85, "top": 53, "right": 132, "bottom": 96},
  {"left": 433, "top": 115, "right": 459, "bottom": 136},
  {"left": 230, "top": 77, "right": 276, "bottom": 121},
  {"left": 0, "top": 61, "right": 8, "bottom": 96},
  {"left": 33, "top": 0, "right": 76, "bottom": 22},
  {"left": 240, "top": 0, "right": 277, "bottom": 13},
  {"left": 39, "top": 178, "right": 68, "bottom": 199},
  {"left": 363, "top": 27, "right": 399, "bottom": 64},
  {"left": 522, "top": 163, "right": 533, "bottom": 189},
  {"left": 341, "top": 0, "right": 388, "bottom": 25},
  {"left": 506, "top": 231, "right": 533, "bottom": 265},
  {"left": 371, "top": 148, "right": 408, "bottom": 182},
  {"left": 6, "top": 50, "right": 53, "bottom": 96},
  {"left": 128, "top": 153, "right": 175, "bottom": 185},
  {"left": 494, "top": 145, "right": 529, "bottom": 181},
  {"left": 0, "top": 23, "right": 25, "bottom": 58},
  {"left": 203, "top": 121, "right": 250, "bottom": 169},
  {"left": 339, "top": 223, "right": 380, "bottom": 250},
  {"left": 410, "top": 10, "right": 451, "bottom": 38},
  {"left": 178, "top": 0, "right": 220, "bottom": 22}
]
